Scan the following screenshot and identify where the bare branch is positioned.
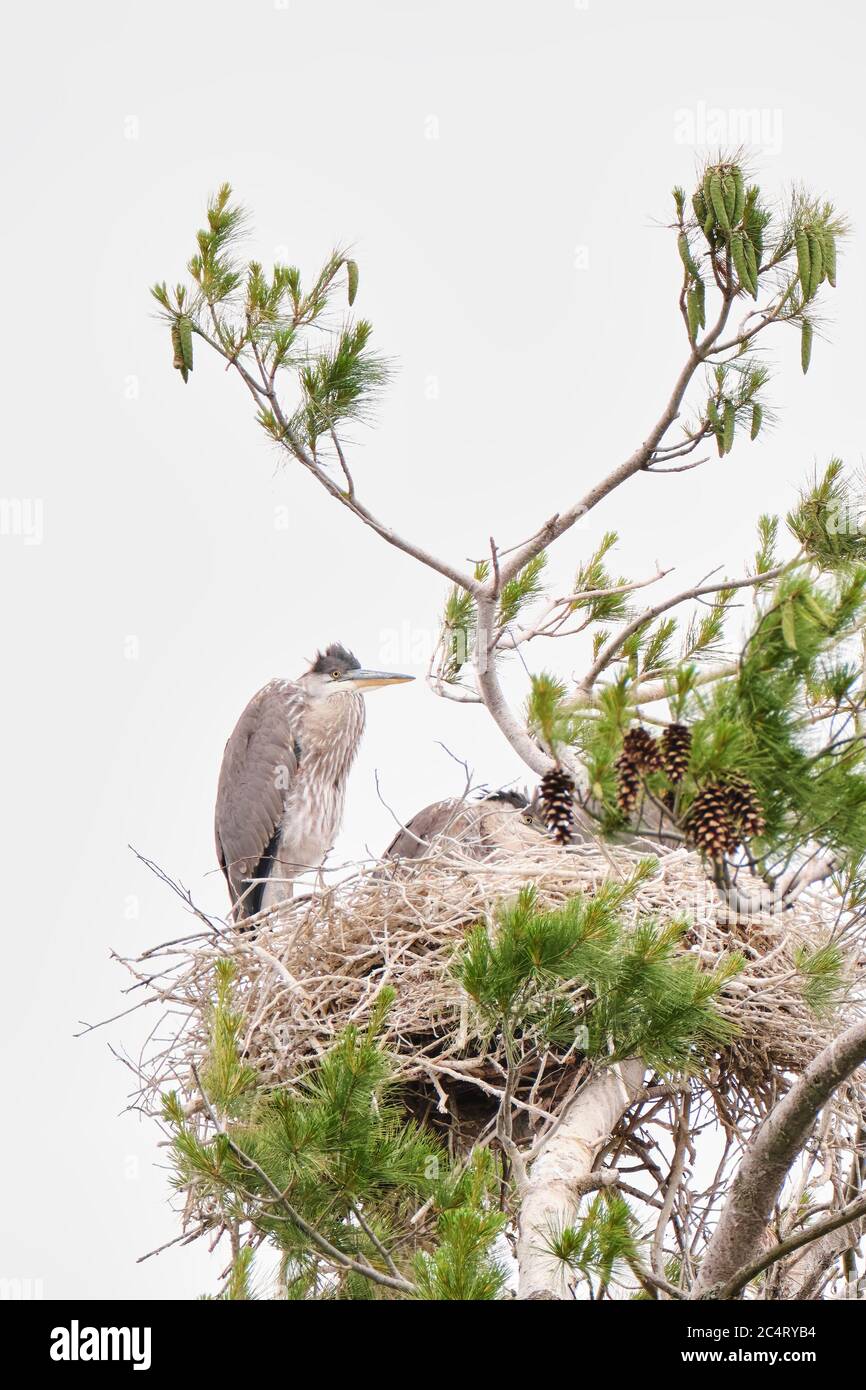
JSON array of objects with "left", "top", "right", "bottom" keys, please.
[{"left": 473, "top": 594, "right": 553, "bottom": 777}]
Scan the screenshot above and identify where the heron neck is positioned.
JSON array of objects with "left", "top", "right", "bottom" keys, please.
[{"left": 299, "top": 691, "right": 366, "bottom": 779}]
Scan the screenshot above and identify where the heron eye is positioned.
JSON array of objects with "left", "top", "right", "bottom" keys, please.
[
  {"left": 331, "top": 670, "right": 341, "bottom": 679},
  {"left": 522, "top": 814, "right": 533, "bottom": 824}
]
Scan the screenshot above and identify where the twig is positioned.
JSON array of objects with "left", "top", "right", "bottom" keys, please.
[
  {"left": 191, "top": 1065, "right": 417, "bottom": 1296},
  {"left": 578, "top": 566, "right": 787, "bottom": 694}
]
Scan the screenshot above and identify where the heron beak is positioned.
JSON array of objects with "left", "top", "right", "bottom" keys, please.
[{"left": 337, "top": 669, "right": 415, "bottom": 692}]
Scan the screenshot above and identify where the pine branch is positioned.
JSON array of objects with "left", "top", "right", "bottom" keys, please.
[
  {"left": 190, "top": 1065, "right": 418, "bottom": 1297},
  {"left": 578, "top": 566, "right": 789, "bottom": 695}
]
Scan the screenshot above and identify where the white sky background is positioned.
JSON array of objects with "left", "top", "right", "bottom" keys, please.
[{"left": 2, "top": 0, "right": 865, "bottom": 1299}]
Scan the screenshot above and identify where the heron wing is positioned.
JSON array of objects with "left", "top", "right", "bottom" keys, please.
[
  {"left": 383, "top": 799, "right": 481, "bottom": 861},
  {"left": 215, "top": 680, "right": 304, "bottom": 902}
]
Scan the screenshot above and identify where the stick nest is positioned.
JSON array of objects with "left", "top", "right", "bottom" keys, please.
[{"left": 119, "top": 836, "right": 864, "bottom": 1151}]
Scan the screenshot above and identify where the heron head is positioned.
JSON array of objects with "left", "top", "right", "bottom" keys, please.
[
  {"left": 302, "top": 643, "right": 414, "bottom": 697},
  {"left": 485, "top": 787, "right": 549, "bottom": 833}
]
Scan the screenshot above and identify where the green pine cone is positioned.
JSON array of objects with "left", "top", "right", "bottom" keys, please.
[
  {"left": 824, "top": 233, "right": 837, "bottom": 287},
  {"left": 730, "top": 232, "right": 750, "bottom": 293},
  {"left": 695, "top": 276, "right": 706, "bottom": 328},
  {"left": 801, "top": 319, "right": 813, "bottom": 374},
  {"left": 678, "top": 233, "right": 700, "bottom": 279},
  {"left": 732, "top": 167, "right": 745, "bottom": 225},
  {"left": 179, "top": 315, "right": 194, "bottom": 372},
  {"left": 795, "top": 230, "right": 812, "bottom": 300},
  {"left": 743, "top": 236, "right": 759, "bottom": 299},
  {"left": 709, "top": 172, "right": 730, "bottom": 233},
  {"left": 686, "top": 287, "right": 701, "bottom": 340},
  {"left": 806, "top": 232, "right": 823, "bottom": 299}
]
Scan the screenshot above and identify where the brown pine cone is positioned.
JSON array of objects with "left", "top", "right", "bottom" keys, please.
[
  {"left": 660, "top": 722, "right": 692, "bottom": 783},
  {"left": 539, "top": 766, "right": 576, "bottom": 845}
]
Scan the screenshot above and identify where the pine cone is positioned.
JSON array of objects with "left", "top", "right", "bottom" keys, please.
[
  {"left": 539, "top": 766, "right": 575, "bottom": 845},
  {"left": 616, "top": 754, "right": 641, "bottom": 815},
  {"left": 622, "top": 725, "right": 662, "bottom": 771},
  {"left": 722, "top": 775, "right": 766, "bottom": 840},
  {"left": 660, "top": 722, "right": 692, "bottom": 783},
  {"left": 684, "top": 782, "right": 737, "bottom": 859}
]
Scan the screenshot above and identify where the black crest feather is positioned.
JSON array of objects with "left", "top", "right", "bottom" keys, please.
[{"left": 311, "top": 643, "right": 361, "bottom": 675}]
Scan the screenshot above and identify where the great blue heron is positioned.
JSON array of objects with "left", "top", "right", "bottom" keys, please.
[
  {"left": 383, "top": 788, "right": 548, "bottom": 862},
  {"left": 215, "top": 643, "right": 413, "bottom": 918}
]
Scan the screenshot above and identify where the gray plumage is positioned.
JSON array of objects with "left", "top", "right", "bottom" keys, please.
[
  {"left": 216, "top": 643, "right": 412, "bottom": 919},
  {"left": 383, "top": 788, "right": 548, "bottom": 863}
]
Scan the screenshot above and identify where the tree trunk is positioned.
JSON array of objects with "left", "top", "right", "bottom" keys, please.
[
  {"left": 516, "top": 1058, "right": 645, "bottom": 1299},
  {"left": 692, "top": 1017, "right": 866, "bottom": 1298}
]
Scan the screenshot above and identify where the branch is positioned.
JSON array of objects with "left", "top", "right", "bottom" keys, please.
[
  {"left": 716, "top": 853, "right": 836, "bottom": 919},
  {"left": 425, "top": 634, "right": 483, "bottom": 703},
  {"left": 652, "top": 1093, "right": 690, "bottom": 1285},
  {"left": 191, "top": 1065, "right": 417, "bottom": 1297},
  {"left": 495, "top": 290, "right": 737, "bottom": 590},
  {"left": 197, "top": 322, "right": 475, "bottom": 593},
  {"left": 714, "top": 1193, "right": 866, "bottom": 1301},
  {"left": 516, "top": 1058, "right": 645, "bottom": 1299},
  {"left": 578, "top": 566, "right": 786, "bottom": 695},
  {"left": 473, "top": 593, "right": 555, "bottom": 777},
  {"left": 494, "top": 568, "right": 672, "bottom": 651},
  {"left": 620, "top": 661, "right": 736, "bottom": 709},
  {"left": 691, "top": 1016, "right": 866, "bottom": 1298}
]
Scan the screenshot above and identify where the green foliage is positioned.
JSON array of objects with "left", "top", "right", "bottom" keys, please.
[
  {"left": 677, "top": 162, "right": 846, "bottom": 422},
  {"left": 440, "top": 585, "right": 475, "bottom": 679},
  {"left": 570, "top": 532, "right": 631, "bottom": 624},
  {"left": 498, "top": 552, "right": 547, "bottom": 628},
  {"left": 452, "top": 875, "right": 740, "bottom": 1074},
  {"left": 570, "top": 681, "right": 636, "bottom": 827},
  {"left": 701, "top": 359, "right": 772, "bottom": 458},
  {"left": 545, "top": 1192, "right": 641, "bottom": 1294},
  {"left": 166, "top": 975, "right": 508, "bottom": 1300},
  {"left": 438, "top": 560, "right": 489, "bottom": 680},
  {"left": 526, "top": 671, "right": 571, "bottom": 750},
  {"left": 787, "top": 460, "right": 866, "bottom": 570},
  {"left": 187, "top": 182, "right": 246, "bottom": 305},
  {"left": 683, "top": 565, "right": 866, "bottom": 863},
  {"left": 794, "top": 942, "right": 846, "bottom": 1016},
  {"left": 207, "top": 1245, "right": 256, "bottom": 1301},
  {"left": 589, "top": 918, "right": 742, "bottom": 1068},
  {"left": 413, "top": 1154, "right": 507, "bottom": 1301},
  {"left": 682, "top": 586, "right": 735, "bottom": 663},
  {"left": 754, "top": 513, "right": 780, "bottom": 575},
  {"left": 632, "top": 1255, "right": 682, "bottom": 1299},
  {"left": 504, "top": 457, "right": 866, "bottom": 878},
  {"left": 642, "top": 617, "right": 678, "bottom": 675},
  {"left": 152, "top": 184, "right": 387, "bottom": 461},
  {"left": 292, "top": 319, "right": 391, "bottom": 451},
  {"left": 200, "top": 958, "right": 256, "bottom": 1116}
]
